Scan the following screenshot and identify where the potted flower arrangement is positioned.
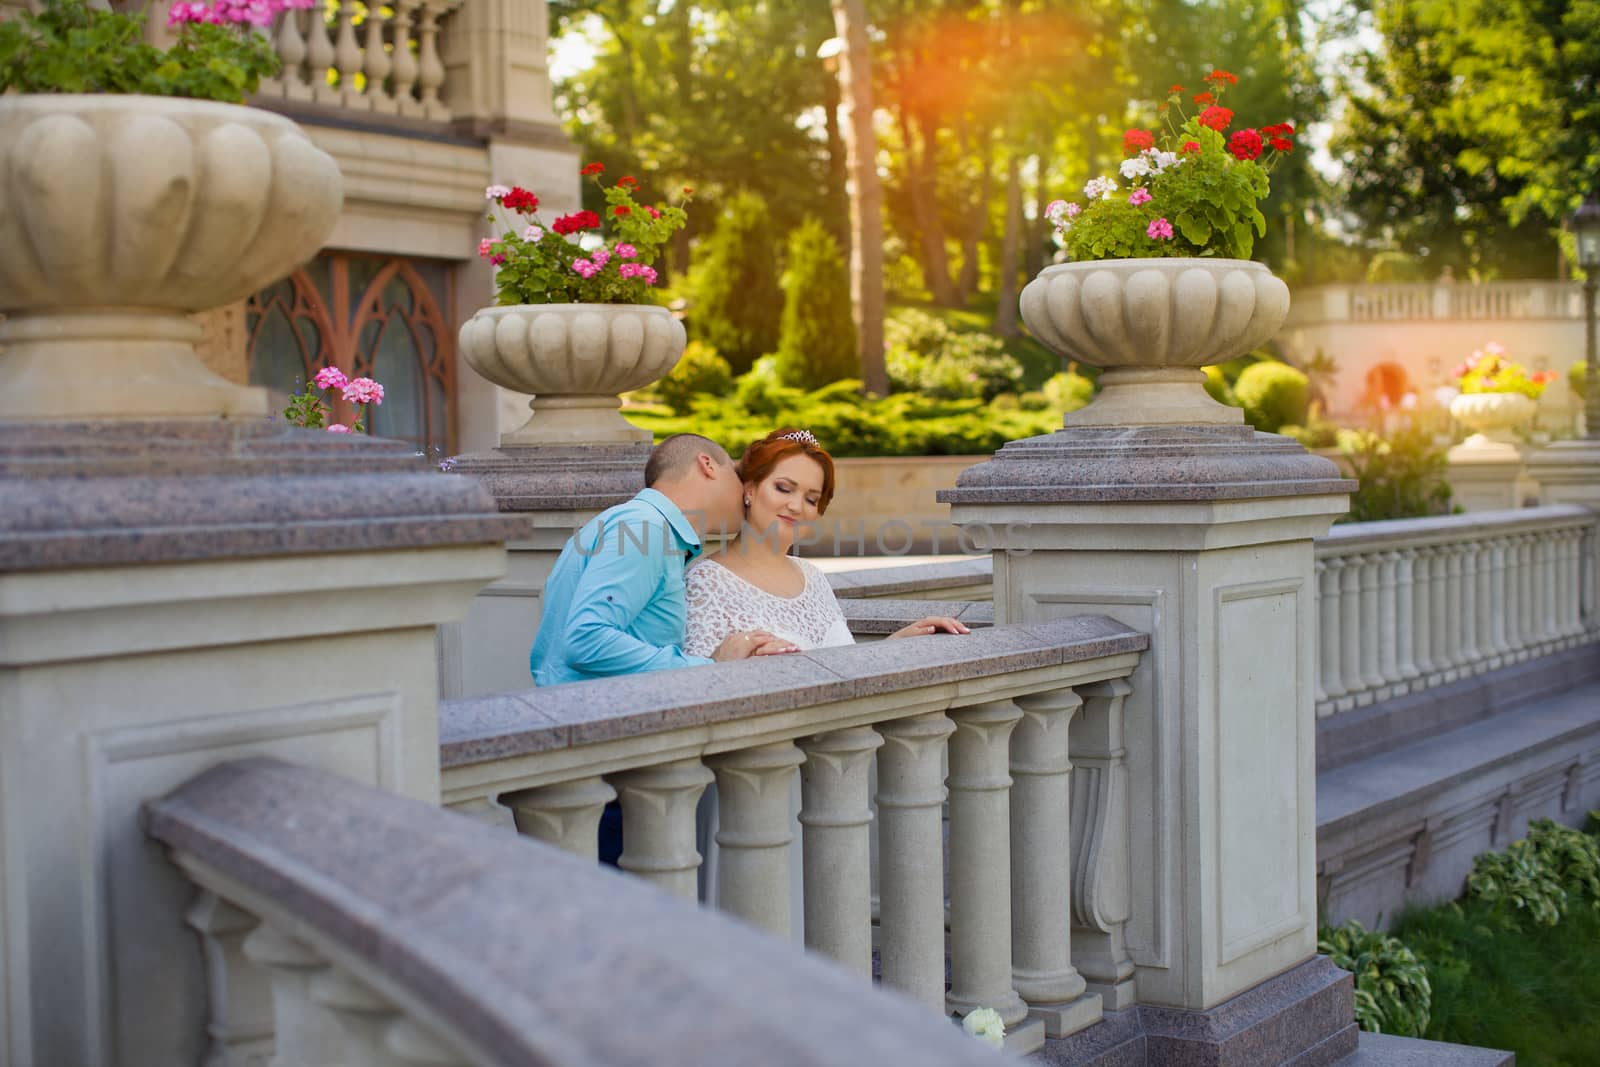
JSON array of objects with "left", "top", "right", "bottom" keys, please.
[
  {"left": 1023, "top": 70, "right": 1295, "bottom": 427},
  {"left": 0, "top": 0, "right": 341, "bottom": 422},
  {"left": 457, "top": 166, "right": 692, "bottom": 446},
  {"left": 1448, "top": 342, "right": 1557, "bottom": 447}
]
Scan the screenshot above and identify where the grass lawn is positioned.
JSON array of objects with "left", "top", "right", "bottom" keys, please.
[{"left": 1393, "top": 899, "right": 1600, "bottom": 1064}]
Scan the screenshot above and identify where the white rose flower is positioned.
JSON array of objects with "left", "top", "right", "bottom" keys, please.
[{"left": 962, "top": 1008, "right": 1006, "bottom": 1050}]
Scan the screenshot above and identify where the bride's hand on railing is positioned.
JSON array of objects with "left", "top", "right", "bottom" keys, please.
[
  {"left": 712, "top": 629, "right": 798, "bottom": 660},
  {"left": 888, "top": 617, "right": 972, "bottom": 640}
]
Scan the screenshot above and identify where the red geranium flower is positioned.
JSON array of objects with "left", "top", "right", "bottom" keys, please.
[
  {"left": 613, "top": 205, "right": 631, "bottom": 216},
  {"left": 618, "top": 175, "right": 639, "bottom": 188},
  {"left": 581, "top": 162, "right": 605, "bottom": 176},
  {"left": 501, "top": 187, "right": 539, "bottom": 213},
  {"left": 682, "top": 186, "right": 694, "bottom": 196},
  {"left": 1198, "top": 106, "right": 1233, "bottom": 131},
  {"left": 1205, "top": 68, "right": 1238, "bottom": 85},
  {"left": 1228, "top": 128, "right": 1264, "bottom": 160},
  {"left": 1123, "top": 128, "right": 1155, "bottom": 155},
  {"left": 551, "top": 210, "right": 602, "bottom": 235},
  {"left": 1270, "top": 137, "right": 1293, "bottom": 153},
  {"left": 1193, "top": 91, "right": 1215, "bottom": 106},
  {"left": 1182, "top": 140, "right": 1201, "bottom": 153},
  {"left": 1169, "top": 83, "right": 1184, "bottom": 94}
]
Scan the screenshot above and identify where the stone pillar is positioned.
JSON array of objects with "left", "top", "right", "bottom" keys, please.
[
  {"left": 612, "top": 758, "right": 715, "bottom": 901},
  {"left": 0, "top": 420, "right": 520, "bottom": 1067},
  {"left": 505, "top": 776, "right": 617, "bottom": 859},
  {"left": 706, "top": 742, "right": 807, "bottom": 939},
  {"left": 797, "top": 727, "right": 882, "bottom": 976},
  {"left": 941, "top": 423, "right": 1350, "bottom": 1013},
  {"left": 1445, "top": 444, "right": 1539, "bottom": 512}
]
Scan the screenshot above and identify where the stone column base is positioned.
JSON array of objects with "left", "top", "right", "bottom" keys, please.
[{"left": 1038, "top": 957, "right": 1357, "bottom": 1067}]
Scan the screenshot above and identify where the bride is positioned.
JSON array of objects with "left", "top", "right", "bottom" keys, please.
[
  {"left": 684, "top": 427, "right": 969, "bottom": 937},
  {"left": 684, "top": 427, "right": 969, "bottom": 657}
]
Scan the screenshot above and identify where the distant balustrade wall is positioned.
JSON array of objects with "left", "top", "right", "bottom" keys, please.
[
  {"left": 1314, "top": 507, "right": 1599, "bottom": 719},
  {"left": 438, "top": 617, "right": 1147, "bottom": 1044},
  {"left": 1287, "top": 281, "right": 1593, "bottom": 326},
  {"left": 144, "top": 759, "right": 1003, "bottom": 1067}
]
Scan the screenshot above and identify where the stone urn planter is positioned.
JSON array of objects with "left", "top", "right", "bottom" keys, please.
[
  {"left": 0, "top": 95, "right": 343, "bottom": 421},
  {"left": 458, "top": 303, "right": 687, "bottom": 446},
  {"left": 1018, "top": 258, "right": 1290, "bottom": 426},
  {"left": 1449, "top": 392, "right": 1537, "bottom": 448}
]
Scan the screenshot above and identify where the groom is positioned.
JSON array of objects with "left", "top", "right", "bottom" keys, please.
[{"left": 530, "top": 433, "right": 794, "bottom": 686}]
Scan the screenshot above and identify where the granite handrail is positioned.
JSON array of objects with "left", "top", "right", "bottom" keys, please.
[
  {"left": 1313, "top": 506, "right": 1598, "bottom": 717},
  {"left": 144, "top": 758, "right": 1003, "bottom": 1067},
  {"left": 824, "top": 556, "right": 994, "bottom": 600},
  {"left": 438, "top": 615, "right": 1149, "bottom": 1049}
]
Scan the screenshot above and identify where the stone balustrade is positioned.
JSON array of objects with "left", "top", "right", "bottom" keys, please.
[
  {"left": 144, "top": 758, "right": 1004, "bottom": 1067},
  {"left": 438, "top": 616, "right": 1149, "bottom": 1047},
  {"left": 258, "top": 0, "right": 464, "bottom": 120},
  {"left": 1286, "top": 280, "right": 1593, "bottom": 325},
  {"left": 1314, "top": 506, "right": 1599, "bottom": 719}
]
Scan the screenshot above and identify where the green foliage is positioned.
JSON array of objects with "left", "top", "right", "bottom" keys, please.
[
  {"left": 654, "top": 341, "right": 733, "bottom": 415},
  {"left": 1318, "top": 920, "right": 1432, "bottom": 1037},
  {"left": 1570, "top": 361, "right": 1587, "bottom": 400},
  {"left": 1336, "top": 427, "right": 1454, "bottom": 524},
  {"left": 687, "top": 191, "right": 783, "bottom": 374},
  {"left": 773, "top": 219, "right": 857, "bottom": 391},
  {"left": 1278, "top": 416, "right": 1340, "bottom": 449},
  {"left": 1202, "top": 365, "right": 1238, "bottom": 407},
  {"left": 884, "top": 309, "right": 1025, "bottom": 401},
  {"left": 1043, "top": 370, "right": 1096, "bottom": 413},
  {"left": 1467, "top": 819, "right": 1600, "bottom": 929},
  {"left": 282, "top": 386, "right": 327, "bottom": 430},
  {"left": 1233, "top": 361, "right": 1309, "bottom": 433},
  {"left": 0, "top": 0, "right": 279, "bottom": 103}
]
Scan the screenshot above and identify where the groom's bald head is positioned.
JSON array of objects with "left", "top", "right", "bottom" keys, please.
[{"left": 645, "top": 433, "right": 731, "bottom": 487}]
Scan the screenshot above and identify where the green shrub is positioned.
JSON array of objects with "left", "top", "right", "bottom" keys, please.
[
  {"left": 655, "top": 341, "right": 733, "bottom": 415},
  {"left": 1468, "top": 819, "right": 1600, "bottom": 929},
  {"left": 884, "top": 309, "right": 1024, "bottom": 401},
  {"left": 1572, "top": 361, "right": 1588, "bottom": 400},
  {"left": 1043, "top": 370, "right": 1096, "bottom": 413},
  {"left": 1279, "top": 419, "right": 1340, "bottom": 449},
  {"left": 1336, "top": 427, "right": 1454, "bottom": 524},
  {"left": 1318, "top": 920, "right": 1432, "bottom": 1037},
  {"left": 773, "top": 219, "right": 858, "bottom": 390},
  {"left": 686, "top": 191, "right": 782, "bottom": 374},
  {"left": 1234, "top": 360, "right": 1310, "bottom": 433},
  {"left": 1202, "top": 365, "right": 1237, "bottom": 407}
]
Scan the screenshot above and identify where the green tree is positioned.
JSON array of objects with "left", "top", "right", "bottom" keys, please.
[
  {"left": 774, "top": 219, "right": 859, "bottom": 390},
  {"left": 686, "top": 191, "right": 783, "bottom": 374}
]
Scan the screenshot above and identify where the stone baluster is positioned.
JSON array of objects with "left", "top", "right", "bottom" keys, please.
[
  {"left": 706, "top": 742, "right": 807, "bottom": 939},
  {"left": 186, "top": 892, "right": 273, "bottom": 1067},
  {"left": 797, "top": 727, "right": 883, "bottom": 976},
  {"left": 1395, "top": 548, "right": 1421, "bottom": 691},
  {"left": 1069, "top": 678, "right": 1136, "bottom": 1011},
  {"left": 305, "top": 1, "right": 337, "bottom": 105},
  {"left": 1357, "top": 554, "right": 1384, "bottom": 701},
  {"left": 1412, "top": 545, "right": 1438, "bottom": 687},
  {"left": 1584, "top": 524, "right": 1600, "bottom": 635},
  {"left": 1338, "top": 553, "right": 1365, "bottom": 706},
  {"left": 611, "top": 758, "right": 714, "bottom": 901},
  {"left": 1377, "top": 551, "right": 1400, "bottom": 698},
  {"left": 1443, "top": 542, "right": 1465, "bottom": 680},
  {"left": 1316, "top": 557, "right": 1344, "bottom": 716},
  {"left": 1459, "top": 538, "right": 1482, "bottom": 674},
  {"left": 312, "top": 967, "right": 413, "bottom": 1067},
  {"left": 267, "top": 8, "right": 308, "bottom": 98},
  {"left": 1539, "top": 531, "right": 1560, "bottom": 651},
  {"left": 1009, "top": 688, "right": 1099, "bottom": 1037},
  {"left": 946, "top": 701, "right": 1030, "bottom": 1037},
  {"left": 1428, "top": 543, "right": 1453, "bottom": 680},
  {"left": 385, "top": 1018, "right": 472, "bottom": 1066},
  {"left": 415, "top": 0, "right": 451, "bottom": 120},
  {"left": 241, "top": 923, "right": 344, "bottom": 1067},
  {"left": 1514, "top": 534, "right": 1536, "bottom": 661},
  {"left": 1565, "top": 527, "right": 1588, "bottom": 641},
  {"left": 333, "top": 0, "right": 365, "bottom": 107},
  {"left": 390, "top": 0, "right": 420, "bottom": 111},
  {"left": 1502, "top": 534, "right": 1526, "bottom": 660},
  {"left": 1474, "top": 538, "right": 1496, "bottom": 668},
  {"left": 363, "top": 2, "right": 394, "bottom": 112},
  {"left": 504, "top": 776, "right": 616, "bottom": 860},
  {"left": 875, "top": 711, "right": 957, "bottom": 1012},
  {"left": 1485, "top": 536, "right": 1508, "bottom": 669}
]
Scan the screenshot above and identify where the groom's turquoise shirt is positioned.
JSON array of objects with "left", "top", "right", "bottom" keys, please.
[{"left": 530, "top": 488, "right": 715, "bottom": 686}]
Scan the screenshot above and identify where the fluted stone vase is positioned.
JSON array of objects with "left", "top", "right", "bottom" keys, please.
[
  {"left": 1450, "top": 392, "right": 1537, "bottom": 449},
  {"left": 458, "top": 303, "right": 687, "bottom": 446},
  {"left": 1019, "top": 259, "right": 1291, "bottom": 426},
  {"left": 0, "top": 95, "right": 343, "bottom": 420}
]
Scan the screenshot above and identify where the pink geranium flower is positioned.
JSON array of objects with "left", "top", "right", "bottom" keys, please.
[
  {"left": 341, "top": 377, "right": 385, "bottom": 406},
  {"left": 313, "top": 366, "right": 347, "bottom": 391},
  {"left": 1147, "top": 217, "right": 1175, "bottom": 240},
  {"left": 325, "top": 424, "right": 352, "bottom": 434},
  {"left": 1129, "top": 189, "right": 1153, "bottom": 206}
]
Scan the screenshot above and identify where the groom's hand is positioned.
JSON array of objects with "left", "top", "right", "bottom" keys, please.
[{"left": 713, "top": 629, "right": 798, "bottom": 661}]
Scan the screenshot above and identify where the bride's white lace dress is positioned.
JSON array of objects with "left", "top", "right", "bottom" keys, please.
[
  {"left": 684, "top": 555, "right": 854, "bottom": 939},
  {"left": 684, "top": 556, "right": 854, "bottom": 657}
]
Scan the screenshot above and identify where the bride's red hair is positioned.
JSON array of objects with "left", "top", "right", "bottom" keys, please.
[{"left": 736, "top": 428, "right": 836, "bottom": 515}]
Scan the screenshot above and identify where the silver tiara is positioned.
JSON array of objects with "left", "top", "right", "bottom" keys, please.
[{"left": 778, "top": 430, "right": 818, "bottom": 446}]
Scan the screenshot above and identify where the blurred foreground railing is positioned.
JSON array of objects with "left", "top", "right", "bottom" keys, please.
[
  {"left": 145, "top": 758, "right": 1004, "bottom": 1067},
  {"left": 438, "top": 616, "right": 1148, "bottom": 1046},
  {"left": 1314, "top": 507, "right": 1599, "bottom": 718}
]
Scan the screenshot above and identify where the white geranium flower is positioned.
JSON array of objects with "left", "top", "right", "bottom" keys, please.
[
  {"left": 1147, "top": 149, "right": 1181, "bottom": 172},
  {"left": 1084, "top": 176, "right": 1119, "bottom": 201},
  {"left": 962, "top": 1008, "right": 1006, "bottom": 1050},
  {"left": 1119, "top": 156, "right": 1151, "bottom": 180}
]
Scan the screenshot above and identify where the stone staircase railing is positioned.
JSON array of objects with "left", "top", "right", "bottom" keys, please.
[
  {"left": 438, "top": 616, "right": 1148, "bottom": 1049},
  {"left": 1314, "top": 506, "right": 1599, "bottom": 719},
  {"left": 144, "top": 758, "right": 1004, "bottom": 1067}
]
